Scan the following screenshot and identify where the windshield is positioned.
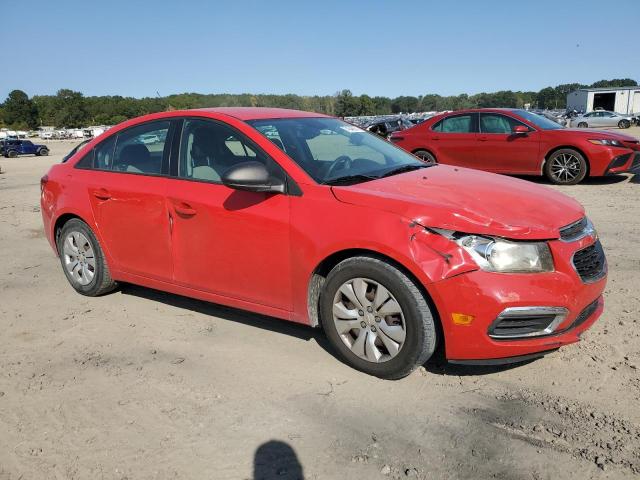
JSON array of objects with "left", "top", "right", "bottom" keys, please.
[
  {"left": 514, "top": 109, "right": 564, "bottom": 130},
  {"left": 247, "top": 117, "right": 428, "bottom": 185}
]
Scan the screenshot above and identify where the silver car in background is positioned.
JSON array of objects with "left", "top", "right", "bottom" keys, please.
[{"left": 569, "top": 110, "right": 633, "bottom": 129}]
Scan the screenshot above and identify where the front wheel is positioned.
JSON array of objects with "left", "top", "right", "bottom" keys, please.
[
  {"left": 320, "top": 256, "right": 436, "bottom": 379},
  {"left": 544, "top": 149, "right": 587, "bottom": 185},
  {"left": 57, "top": 219, "right": 117, "bottom": 296},
  {"left": 413, "top": 150, "right": 437, "bottom": 166},
  {"left": 37, "top": 148, "right": 49, "bottom": 156},
  {"left": 577, "top": 122, "right": 588, "bottom": 128},
  {"left": 618, "top": 120, "right": 631, "bottom": 129}
]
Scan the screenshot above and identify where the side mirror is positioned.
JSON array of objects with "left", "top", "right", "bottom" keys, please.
[
  {"left": 221, "top": 161, "right": 285, "bottom": 194},
  {"left": 512, "top": 125, "right": 529, "bottom": 134}
]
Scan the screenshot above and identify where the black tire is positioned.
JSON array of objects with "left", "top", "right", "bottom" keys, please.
[
  {"left": 577, "top": 122, "right": 588, "bottom": 128},
  {"left": 544, "top": 148, "right": 588, "bottom": 185},
  {"left": 56, "top": 218, "right": 117, "bottom": 296},
  {"left": 37, "top": 148, "right": 49, "bottom": 156},
  {"left": 618, "top": 120, "right": 630, "bottom": 129},
  {"left": 7, "top": 150, "right": 17, "bottom": 158},
  {"left": 320, "top": 256, "right": 437, "bottom": 379},
  {"left": 413, "top": 149, "right": 437, "bottom": 166}
]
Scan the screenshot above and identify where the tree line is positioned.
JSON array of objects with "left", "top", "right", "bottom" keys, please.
[{"left": 0, "top": 78, "right": 636, "bottom": 130}]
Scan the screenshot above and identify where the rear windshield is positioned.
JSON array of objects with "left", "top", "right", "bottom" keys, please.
[{"left": 62, "top": 139, "right": 91, "bottom": 163}]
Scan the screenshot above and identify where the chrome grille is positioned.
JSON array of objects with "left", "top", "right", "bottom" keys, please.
[{"left": 559, "top": 217, "right": 588, "bottom": 242}]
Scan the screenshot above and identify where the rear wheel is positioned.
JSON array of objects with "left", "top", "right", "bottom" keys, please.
[
  {"left": 320, "top": 256, "right": 436, "bottom": 379},
  {"left": 7, "top": 150, "right": 17, "bottom": 158},
  {"left": 618, "top": 120, "right": 631, "bottom": 129},
  {"left": 413, "top": 150, "right": 437, "bottom": 166},
  {"left": 577, "top": 122, "right": 588, "bottom": 128},
  {"left": 57, "top": 219, "right": 117, "bottom": 296},
  {"left": 544, "top": 149, "right": 587, "bottom": 185}
]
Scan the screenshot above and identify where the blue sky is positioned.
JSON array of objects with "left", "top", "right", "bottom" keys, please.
[{"left": 1, "top": 0, "right": 638, "bottom": 99}]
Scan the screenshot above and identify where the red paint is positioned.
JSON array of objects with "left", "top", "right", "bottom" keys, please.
[
  {"left": 391, "top": 108, "right": 639, "bottom": 176},
  {"left": 41, "top": 108, "right": 607, "bottom": 362}
]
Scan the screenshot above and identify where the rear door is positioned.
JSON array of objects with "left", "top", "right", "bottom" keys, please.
[
  {"left": 474, "top": 113, "right": 541, "bottom": 173},
  {"left": 429, "top": 113, "right": 478, "bottom": 168},
  {"left": 166, "top": 117, "right": 293, "bottom": 310},
  {"left": 80, "top": 120, "right": 175, "bottom": 281}
]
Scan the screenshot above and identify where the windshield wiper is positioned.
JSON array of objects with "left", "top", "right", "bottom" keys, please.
[
  {"left": 322, "top": 174, "right": 378, "bottom": 186},
  {"left": 378, "top": 164, "right": 430, "bottom": 179}
]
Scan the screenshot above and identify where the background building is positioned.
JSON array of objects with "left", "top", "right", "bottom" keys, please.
[{"left": 566, "top": 86, "right": 640, "bottom": 114}]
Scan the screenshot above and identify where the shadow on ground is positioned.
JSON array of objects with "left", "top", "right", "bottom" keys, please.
[
  {"left": 253, "top": 440, "right": 304, "bottom": 480},
  {"left": 120, "top": 282, "right": 544, "bottom": 378},
  {"left": 514, "top": 173, "right": 631, "bottom": 186}
]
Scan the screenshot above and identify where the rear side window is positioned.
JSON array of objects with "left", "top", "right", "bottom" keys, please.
[
  {"left": 112, "top": 121, "right": 170, "bottom": 174},
  {"left": 432, "top": 114, "right": 477, "bottom": 133}
]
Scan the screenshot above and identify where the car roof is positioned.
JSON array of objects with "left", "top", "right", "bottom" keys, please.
[{"left": 193, "top": 107, "right": 330, "bottom": 121}]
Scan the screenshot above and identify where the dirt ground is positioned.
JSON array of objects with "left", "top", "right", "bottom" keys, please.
[{"left": 0, "top": 130, "right": 639, "bottom": 480}]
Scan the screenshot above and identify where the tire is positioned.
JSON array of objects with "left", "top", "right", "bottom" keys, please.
[
  {"left": 320, "top": 256, "right": 436, "bottom": 379},
  {"left": 413, "top": 149, "right": 437, "bottom": 166},
  {"left": 618, "top": 120, "right": 630, "bottom": 129},
  {"left": 544, "top": 149, "right": 588, "bottom": 185},
  {"left": 577, "top": 122, "right": 588, "bottom": 128},
  {"left": 56, "top": 218, "right": 117, "bottom": 296},
  {"left": 37, "top": 148, "right": 49, "bottom": 156},
  {"left": 7, "top": 150, "right": 17, "bottom": 158}
]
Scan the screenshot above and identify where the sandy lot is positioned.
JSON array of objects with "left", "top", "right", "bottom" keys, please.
[{"left": 0, "top": 131, "right": 639, "bottom": 480}]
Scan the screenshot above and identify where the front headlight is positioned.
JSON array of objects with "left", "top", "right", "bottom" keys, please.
[
  {"left": 588, "top": 139, "right": 624, "bottom": 147},
  {"left": 432, "top": 229, "right": 554, "bottom": 273}
]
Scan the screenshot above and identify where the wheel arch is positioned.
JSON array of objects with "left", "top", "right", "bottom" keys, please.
[
  {"left": 306, "top": 248, "right": 444, "bottom": 350},
  {"left": 53, "top": 213, "right": 89, "bottom": 254},
  {"left": 411, "top": 147, "right": 437, "bottom": 159},
  {"left": 541, "top": 145, "right": 590, "bottom": 177}
]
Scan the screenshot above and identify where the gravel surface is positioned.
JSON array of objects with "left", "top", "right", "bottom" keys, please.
[{"left": 0, "top": 132, "right": 639, "bottom": 479}]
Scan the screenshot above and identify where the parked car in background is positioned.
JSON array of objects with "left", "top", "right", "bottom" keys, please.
[
  {"left": 1, "top": 139, "right": 49, "bottom": 158},
  {"left": 42, "top": 107, "right": 607, "bottom": 378},
  {"left": 390, "top": 108, "right": 639, "bottom": 184},
  {"left": 569, "top": 111, "right": 634, "bottom": 129},
  {"left": 365, "top": 116, "right": 413, "bottom": 138}
]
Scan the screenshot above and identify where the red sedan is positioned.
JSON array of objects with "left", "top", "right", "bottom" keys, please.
[
  {"left": 41, "top": 108, "right": 607, "bottom": 378},
  {"left": 390, "top": 108, "right": 640, "bottom": 184}
]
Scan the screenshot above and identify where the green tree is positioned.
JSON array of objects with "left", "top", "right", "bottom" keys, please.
[
  {"left": 54, "top": 89, "right": 89, "bottom": 127},
  {"left": 2, "top": 90, "right": 39, "bottom": 129},
  {"left": 358, "top": 95, "right": 376, "bottom": 115},
  {"left": 590, "top": 78, "right": 637, "bottom": 88},
  {"left": 334, "top": 90, "right": 360, "bottom": 117}
]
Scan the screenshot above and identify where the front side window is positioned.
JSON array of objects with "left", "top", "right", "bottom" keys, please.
[
  {"left": 112, "top": 121, "right": 170, "bottom": 174},
  {"left": 178, "top": 118, "right": 281, "bottom": 183},
  {"left": 480, "top": 113, "right": 529, "bottom": 134},
  {"left": 432, "top": 114, "right": 477, "bottom": 133},
  {"left": 248, "top": 117, "right": 427, "bottom": 185}
]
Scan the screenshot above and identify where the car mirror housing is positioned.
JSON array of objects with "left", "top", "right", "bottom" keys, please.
[
  {"left": 221, "top": 161, "right": 285, "bottom": 194},
  {"left": 513, "top": 125, "right": 529, "bottom": 134}
]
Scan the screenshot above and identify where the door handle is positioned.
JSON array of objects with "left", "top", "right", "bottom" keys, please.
[
  {"left": 93, "top": 188, "right": 111, "bottom": 200},
  {"left": 431, "top": 136, "right": 440, "bottom": 141},
  {"left": 173, "top": 202, "right": 197, "bottom": 217},
  {"left": 478, "top": 136, "right": 488, "bottom": 142}
]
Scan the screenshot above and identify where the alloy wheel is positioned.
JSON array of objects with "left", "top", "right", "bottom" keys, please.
[
  {"left": 332, "top": 277, "right": 406, "bottom": 363},
  {"left": 62, "top": 231, "right": 96, "bottom": 286},
  {"left": 549, "top": 153, "right": 582, "bottom": 183}
]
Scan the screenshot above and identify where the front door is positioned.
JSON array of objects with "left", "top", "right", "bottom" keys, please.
[
  {"left": 474, "top": 113, "right": 541, "bottom": 174},
  {"left": 167, "top": 118, "right": 292, "bottom": 310}
]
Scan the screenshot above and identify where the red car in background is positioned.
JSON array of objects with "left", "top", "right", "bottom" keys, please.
[
  {"left": 41, "top": 108, "right": 607, "bottom": 379},
  {"left": 390, "top": 108, "right": 640, "bottom": 184}
]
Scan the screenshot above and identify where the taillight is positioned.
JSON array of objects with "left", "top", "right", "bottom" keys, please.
[{"left": 40, "top": 174, "right": 48, "bottom": 193}]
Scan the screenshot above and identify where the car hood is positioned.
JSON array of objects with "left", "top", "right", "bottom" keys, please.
[
  {"left": 331, "top": 166, "right": 584, "bottom": 240},
  {"left": 558, "top": 128, "right": 638, "bottom": 142}
]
